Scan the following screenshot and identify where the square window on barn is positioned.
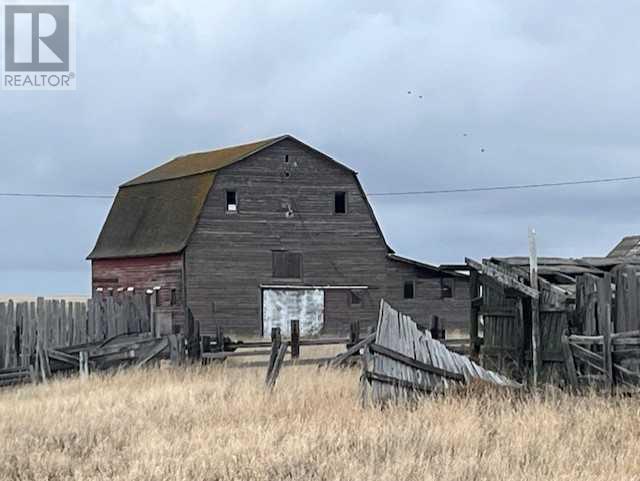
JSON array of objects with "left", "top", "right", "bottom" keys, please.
[
  {"left": 272, "top": 251, "right": 303, "bottom": 278},
  {"left": 170, "top": 288, "right": 177, "bottom": 306},
  {"left": 226, "top": 190, "right": 238, "bottom": 213},
  {"left": 441, "top": 278, "right": 454, "bottom": 299},
  {"left": 349, "top": 291, "right": 362, "bottom": 306},
  {"left": 334, "top": 192, "right": 347, "bottom": 214},
  {"left": 404, "top": 281, "right": 415, "bottom": 299}
]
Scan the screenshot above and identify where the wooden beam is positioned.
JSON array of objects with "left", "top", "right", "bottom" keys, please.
[
  {"left": 79, "top": 351, "right": 89, "bottom": 380},
  {"left": 202, "top": 349, "right": 275, "bottom": 360},
  {"left": 135, "top": 338, "right": 169, "bottom": 368},
  {"left": 363, "top": 370, "right": 433, "bottom": 394},
  {"left": 469, "top": 270, "right": 481, "bottom": 358},
  {"left": 47, "top": 349, "right": 80, "bottom": 367},
  {"left": 265, "top": 327, "right": 282, "bottom": 382},
  {"left": 611, "top": 330, "right": 640, "bottom": 340},
  {"left": 465, "top": 257, "right": 539, "bottom": 299},
  {"left": 348, "top": 320, "right": 361, "bottom": 348},
  {"left": 369, "top": 343, "right": 466, "bottom": 383},
  {"left": 598, "top": 273, "right": 613, "bottom": 392},
  {"left": 570, "top": 342, "right": 605, "bottom": 364},
  {"left": 568, "top": 334, "right": 604, "bottom": 345},
  {"left": 226, "top": 357, "right": 337, "bottom": 369},
  {"left": 529, "top": 228, "right": 542, "bottom": 388},
  {"left": 561, "top": 334, "right": 579, "bottom": 388},
  {"left": 265, "top": 343, "right": 288, "bottom": 389},
  {"left": 290, "top": 320, "right": 300, "bottom": 359},
  {"left": 329, "top": 333, "right": 376, "bottom": 368}
]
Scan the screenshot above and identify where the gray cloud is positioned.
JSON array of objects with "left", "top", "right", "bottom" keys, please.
[{"left": 2, "top": 0, "right": 640, "bottom": 294}]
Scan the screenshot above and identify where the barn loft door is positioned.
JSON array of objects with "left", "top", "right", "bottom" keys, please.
[{"left": 262, "top": 289, "right": 324, "bottom": 337}]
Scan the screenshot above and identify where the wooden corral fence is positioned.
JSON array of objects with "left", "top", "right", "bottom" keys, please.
[
  {"left": 562, "top": 270, "right": 640, "bottom": 392},
  {"left": 466, "top": 256, "right": 640, "bottom": 391},
  {"left": 0, "top": 294, "right": 153, "bottom": 371},
  {"left": 202, "top": 320, "right": 367, "bottom": 368},
  {"left": 0, "top": 293, "right": 192, "bottom": 387},
  {"left": 361, "top": 300, "right": 519, "bottom": 403},
  {"left": 467, "top": 257, "right": 573, "bottom": 382}
]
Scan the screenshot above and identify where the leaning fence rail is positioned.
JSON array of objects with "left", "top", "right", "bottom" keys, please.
[{"left": 362, "top": 300, "right": 519, "bottom": 403}]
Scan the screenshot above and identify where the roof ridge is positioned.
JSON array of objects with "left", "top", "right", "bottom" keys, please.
[{"left": 121, "top": 134, "right": 290, "bottom": 187}]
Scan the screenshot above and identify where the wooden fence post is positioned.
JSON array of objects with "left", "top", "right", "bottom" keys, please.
[
  {"left": 290, "top": 320, "right": 300, "bottom": 359},
  {"left": 79, "top": 351, "right": 89, "bottom": 381},
  {"left": 349, "top": 320, "right": 360, "bottom": 348},
  {"left": 598, "top": 273, "right": 613, "bottom": 392},
  {"left": 469, "top": 270, "right": 481, "bottom": 359},
  {"left": 266, "top": 327, "right": 282, "bottom": 381},
  {"left": 215, "top": 326, "right": 225, "bottom": 352},
  {"left": 430, "top": 315, "right": 445, "bottom": 340},
  {"left": 266, "top": 343, "right": 288, "bottom": 389},
  {"left": 169, "top": 334, "right": 186, "bottom": 366},
  {"left": 529, "top": 228, "right": 542, "bottom": 388},
  {"left": 561, "top": 333, "right": 578, "bottom": 389}
]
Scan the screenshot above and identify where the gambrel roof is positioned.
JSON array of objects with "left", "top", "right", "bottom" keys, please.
[{"left": 88, "top": 135, "right": 385, "bottom": 260}]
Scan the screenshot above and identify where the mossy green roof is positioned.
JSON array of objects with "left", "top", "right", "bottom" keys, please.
[{"left": 88, "top": 172, "right": 215, "bottom": 259}]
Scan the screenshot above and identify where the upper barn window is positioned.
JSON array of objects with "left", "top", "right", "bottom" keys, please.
[
  {"left": 226, "top": 190, "right": 237, "bottom": 213},
  {"left": 334, "top": 192, "right": 347, "bottom": 214},
  {"left": 441, "top": 278, "right": 454, "bottom": 299},
  {"left": 404, "top": 281, "right": 415, "bottom": 299}
]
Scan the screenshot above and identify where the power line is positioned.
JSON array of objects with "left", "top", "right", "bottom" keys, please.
[
  {"left": 1, "top": 174, "right": 640, "bottom": 200},
  {"left": 0, "top": 192, "right": 114, "bottom": 199},
  {"left": 367, "top": 175, "right": 640, "bottom": 197}
]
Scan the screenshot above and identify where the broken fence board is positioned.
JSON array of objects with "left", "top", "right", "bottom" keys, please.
[{"left": 364, "top": 300, "right": 519, "bottom": 403}]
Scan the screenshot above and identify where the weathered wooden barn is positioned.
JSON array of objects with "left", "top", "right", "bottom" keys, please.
[{"left": 88, "top": 135, "right": 468, "bottom": 338}]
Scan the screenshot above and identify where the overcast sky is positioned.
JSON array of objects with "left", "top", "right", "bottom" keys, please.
[{"left": 2, "top": 0, "right": 640, "bottom": 294}]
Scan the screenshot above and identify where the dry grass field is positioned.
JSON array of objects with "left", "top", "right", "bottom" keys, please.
[{"left": 1, "top": 362, "right": 640, "bottom": 481}]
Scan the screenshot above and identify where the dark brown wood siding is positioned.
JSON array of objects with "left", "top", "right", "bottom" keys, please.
[
  {"left": 383, "top": 260, "right": 470, "bottom": 330},
  {"left": 185, "top": 139, "right": 390, "bottom": 336},
  {"left": 184, "top": 139, "right": 469, "bottom": 336}
]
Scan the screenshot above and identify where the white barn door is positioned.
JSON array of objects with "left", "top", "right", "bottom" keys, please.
[{"left": 262, "top": 289, "right": 324, "bottom": 337}]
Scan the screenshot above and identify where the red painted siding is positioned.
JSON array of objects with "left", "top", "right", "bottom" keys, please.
[{"left": 91, "top": 254, "right": 185, "bottom": 330}]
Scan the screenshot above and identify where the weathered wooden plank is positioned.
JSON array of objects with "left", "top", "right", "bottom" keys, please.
[
  {"left": 47, "top": 349, "right": 81, "bottom": 367},
  {"left": 0, "top": 303, "right": 6, "bottom": 369},
  {"left": 370, "top": 343, "right": 465, "bottom": 383},
  {"left": 364, "top": 370, "right": 433, "bottom": 394},
  {"left": 329, "top": 333, "right": 375, "bottom": 368},
  {"left": 529, "top": 228, "right": 542, "bottom": 388},
  {"left": 364, "top": 300, "right": 519, "bottom": 403},
  {"left": 598, "top": 273, "right": 613, "bottom": 391},
  {"left": 5, "top": 301, "right": 17, "bottom": 369},
  {"left": 469, "top": 270, "right": 481, "bottom": 358},
  {"left": 466, "top": 258, "right": 539, "bottom": 299},
  {"left": 265, "top": 343, "right": 288, "bottom": 389},
  {"left": 290, "top": 320, "right": 300, "bottom": 359},
  {"left": 135, "top": 338, "right": 169, "bottom": 368},
  {"left": 568, "top": 334, "right": 604, "bottom": 345},
  {"left": 561, "top": 334, "right": 579, "bottom": 388}
]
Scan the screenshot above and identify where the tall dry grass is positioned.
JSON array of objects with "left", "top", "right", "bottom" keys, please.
[{"left": 0, "top": 363, "right": 639, "bottom": 481}]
